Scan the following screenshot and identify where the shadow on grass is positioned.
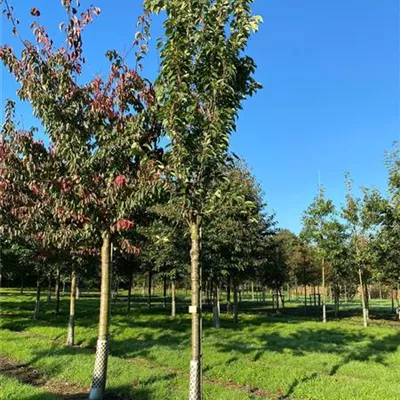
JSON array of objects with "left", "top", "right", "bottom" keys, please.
[{"left": 12, "top": 385, "right": 154, "bottom": 400}]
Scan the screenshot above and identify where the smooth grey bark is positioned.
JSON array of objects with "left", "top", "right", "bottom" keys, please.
[
  {"left": 212, "top": 283, "right": 220, "bottom": 329},
  {"left": 89, "top": 235, "right": 111, "bottom": 400},
  {"left": 66, "top": 266, "right": 77, "bottom": 346},
  {"left": 33, "top": 280, "right": 41, "bottom": 320},
  {"left": 322, "top": 261, "right": 326, "bottom": 323},
  {"left": 171, "top": 280, "right": 176, "bottom": 319},
  {"left": 188, "top": 220, "right": 202, "bottom": 400},
  {"left": 359, "top": 268, "right": 368, "bottom": 327}
]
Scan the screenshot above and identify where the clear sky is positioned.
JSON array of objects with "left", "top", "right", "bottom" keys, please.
[{"left": 1, "top": 0, "right": 399, "bottom": 233}]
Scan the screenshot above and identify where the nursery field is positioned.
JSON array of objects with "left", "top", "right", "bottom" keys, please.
[{"left": 0, "top": 289, "right": 399, "bottom": 400}]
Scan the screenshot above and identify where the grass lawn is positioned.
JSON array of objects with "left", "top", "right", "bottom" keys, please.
[{"left": 1, "top": 288, "right": 399, "bottom": 399}]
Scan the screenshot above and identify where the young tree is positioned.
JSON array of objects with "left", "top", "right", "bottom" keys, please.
[
  {"left": 301, "top": 185, "right": 335, "bottom": 323},
  {"left": 1, "top": 3, "right": 161, "bottom": 398},
  {"left": 342, "top": 175, "right": 375, "bottom": 327},
  {"left": 146, "top": 1, "right": 262, "bottom": 396}
]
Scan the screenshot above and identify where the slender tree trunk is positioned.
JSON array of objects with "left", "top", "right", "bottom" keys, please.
[
  {"left": 344, "top": 285, "right": 348, "bottom": 303},
  {"left": 62, "top": 279, "right": 66, "bottom": 296},
  {"left": 334, "top": 286, "right": 339, "bottom": 318},
  {"left": 55, "top": 267, "right": 61, "bottom": 314},
  {"left": 213, "top": 283, "right": 220, "bottom": 329},
  {"left": 67, "top": 266, "right": 77, "bottom": 346},
  {"left": 163, "top": 276, "right": 167, "bottom": 308},
  {"left": 33, "top": 280, "right": 41, "bottom": 320},
  {"left": 147, "top": 270, "right": 152, "bottom": 309},
  {"left": 364, "top": 283, "right": 370, "bottom": 320},
  {"left": 142, "top": 279, "right": 145, "bottom": 297},
  {"left": 278, "top": 287, "right": 285, "bottom": 308},
  {"left": 89, "top": 235, "right": 111, "bottom": 400},
  {"left": 76, "top": 277, "right": 80, "bottom": 300},
  {"left": 251, "top": 281, "right": 254, "bottom": 301},
  {"left": 322, "top": 261, "right": 326, "bottom": 323},
  {"left": 358, "top": 268, "right": 368, "bottom": 327},
  {"left": 226, "top": 276, "right": 231, "bottom": 314},
  {"left": 304, "top": 284, "right": 307, "bottom": 316},
  {"left": 127, "top": 273, "right": 133, "bottom": 313},
  {"left": 233, "top": 280, "right": 239, "bottom": 324},
  {"left": 47, "top": 277, "right": 52, "bottom": 302},
  {"left": 188, "top": 220, "right": 202, "bottom": 400},
  {"left": 171, "top": 280, "right": 176, "bottom": 319}
]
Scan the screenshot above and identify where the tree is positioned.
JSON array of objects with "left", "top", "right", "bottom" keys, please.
[
  {"left": 1, "top": 3, "right": 161, "bottom": 398},
  {"left": 301, "top": 185, "right": 335, "bottom": 323},
  {"left": 342, "top": 174, "right": 375, "bottom": 327},
  {"left": 146, "top": 1, "right": 262, "bottom": 396}
]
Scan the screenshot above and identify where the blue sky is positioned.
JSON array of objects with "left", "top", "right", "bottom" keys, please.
[{"left": 1, "top": 1, "right": 399, "bottom": 233}]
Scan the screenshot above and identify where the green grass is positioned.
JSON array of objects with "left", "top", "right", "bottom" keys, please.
[
  {"left": 0, "top": 375, "right": 58, "bottom": 400},
  {"left": 1, "top": 288, "right": 399, "bottom": 399}
]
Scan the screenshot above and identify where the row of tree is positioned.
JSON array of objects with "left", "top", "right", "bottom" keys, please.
[
  {"left": 1, "top": 1, "right": 399, "bottom": 399},
  {"left": 0, "top": 1, "right": 265, "bottom": 399}
]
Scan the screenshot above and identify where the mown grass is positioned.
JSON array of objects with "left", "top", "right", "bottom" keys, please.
[
  {"left": 0, "top": 375, "right": 58, "bottom": 400},
  {"left": 1, "top": 288, "right": 399, "bottom": 399}
]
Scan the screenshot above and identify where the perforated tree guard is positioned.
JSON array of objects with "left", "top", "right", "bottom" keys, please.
[
  {"left": 88, "top": 339, "right": 109, "bottom": 400},
  {"left": 189, "top": 359, "right": 202, "bottom": 400}
]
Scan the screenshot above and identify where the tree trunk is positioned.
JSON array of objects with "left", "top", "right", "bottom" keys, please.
[
  {"left": 147, "top": 270, "right": 152, "bottom": 309},
  {"left": 251, "top": 281, "right": 254, "bottom": 301},
  {"left": 89, "top": 235, "right": 111, "bottom": 400},
  {"left": 358, "top": 268, "right": 368, "bottom": 327},
  {"left": 47, "top": 277, "right": 52, "bottom": 302},
  {"left": 171, "top": 280, "right": 176, "bottom": 319},
  {"left": 67, "top": 266, "right": 77, "bottom": 346},
  {"left": 364, "top": 284, "right": 370, "bottom": 320},
  {"left": 304, "top": 284, "right": 307, "bottom": 316},
  {"left": 233, "top": 280, "right": 239, "bottom": 324},
  {"left": 278, "top": 287, "right": 285, "bottom": 308},
  {"left": 127, "top": 273, "right": 133, "bottom": 313},
  {"left": 76, "top": 277, "right": 80, "bottom": 300},
  {"left": 62, "top": 279, "right": 66, "bottom": 296},
  {"left": 33, "top": 280, "right": 41, "bottom": 320},
  {"left": 226, "top": 277, "right": 231, "bottom": 314},
  {"left": 322, "top": 261, "right": 326, "bottom": 323},
  {"left": 188, "top": 220, "right": 202, "bottom": 400},
  {"left": 55, "top": 267, "right": 61, "bottom": 314},
  {"left": 142, "top": 279, "right": 145, "bottom": 297},
  {"left": 163, "top": 276, "right": 167, "bottom": 308},
  {"left": 213, "top": 283, "right": 220, "bottom": 329},
  {"left": 334, "top": 286, "right": 339, "bottom": 318}
]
